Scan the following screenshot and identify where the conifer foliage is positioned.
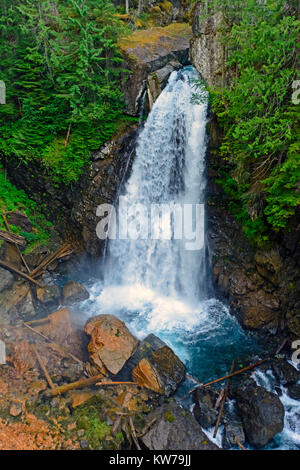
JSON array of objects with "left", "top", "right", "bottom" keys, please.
[
  {"left": 207, "top": 0, "right": 300, "bottom": 242},
  {"left": 0, "top": 0, "right": 127, "bottom": 182}
]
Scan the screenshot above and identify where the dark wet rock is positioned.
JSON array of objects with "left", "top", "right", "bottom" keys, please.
[
  {"left": 36, "top": 285, "right": 61, "bottom": 310},
  {"left": 61, "top": 363, "right": 85, "bottom": 383},
  {"left": 62, "top": 281, "right": 89, "bottom": 305},
  {"left": 190, "top": 2, "right": 232, "bottom": 88},
  {"left": 141, "top": 400, "right": 219, "bottom": 450},
  {"left": 116, "top": 333, "right": 166, "bottom": 381},
  {"left": 147, "top": 61, "right": 182, "bottom": 108},
  {"left": 132, "top": 345, "right": 186, "bottom": 396},
  {"left": 79, "top": 439, "right": 89, "bottom": 449},
  {"left": 6, "top": 211, "right": 33, "bottom": 232},
  {"left": 17, "top": 290, "right": 36, "bottom": 319},
  {"left": 0, "top": 267, "right": 14, "bottom": 293},
  {"left": 222, "top": 419, "right": 245, "bottom": 449},
  {"left": 5, "top": 125, "right": 139, "bottom": 257},
  {"left": 206, "top": 199, "right": 300, "bottom": 333},
  {"left": 271, "top": 359, "right": 300, "bottom": 385},
  {"left": 193, "top": 386, "right": 218, "bottom": 429},
  {"left": 287, "top": 384, "right": 300, "bottom": 400},
  {"left": 231, "top": 377, "right": 284, "bottom": 447}
]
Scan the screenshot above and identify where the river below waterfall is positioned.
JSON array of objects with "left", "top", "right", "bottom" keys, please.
[{"left": 75, "top": 66, "right": 300, "bottom": 450}]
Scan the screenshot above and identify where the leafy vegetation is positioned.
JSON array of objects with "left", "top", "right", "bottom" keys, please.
[
  {"left": 0, "top": 0, "right": 131, "bottom": 183},
  {"left": 205, "top": 0, "right": 300, "bottom": 244},
  {"left": 0, "top": 164, "right": 52, "bottom": 250},
  {"left": 74, "top": 397, "right": 123, "bottom": 449}
]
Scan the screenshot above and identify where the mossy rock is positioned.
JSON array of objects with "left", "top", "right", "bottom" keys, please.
[
  {"left": 150, "top": 6, "right": 163, "bottom": 16},
  {"left": 73, "top": 396, "right": 123, "bottom": 450},
  {"left": 158, "top": 0, "right": 173, "bottom": 14}
]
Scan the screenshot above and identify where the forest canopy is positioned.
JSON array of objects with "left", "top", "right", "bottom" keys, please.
[
  {"left": 0, "top": 0, "right": 130, "bottom": 183},
  {"left": 207, "top": 0, "right": 300, "bottom": 243}
]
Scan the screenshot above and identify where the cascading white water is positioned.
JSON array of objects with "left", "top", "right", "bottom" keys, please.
[{"left": 105, "top": 66, "right": 208, "bottom": 301}]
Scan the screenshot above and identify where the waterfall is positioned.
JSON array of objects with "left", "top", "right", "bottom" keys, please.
[
  {"left": 86, "top": 65, "right": 258, "bottom": 372},
  {"left": 105, "top": 66, "right": 209, "bottom": 301},
  {"left": 80, "top": 65, "right": 299, "bottom": 450}
]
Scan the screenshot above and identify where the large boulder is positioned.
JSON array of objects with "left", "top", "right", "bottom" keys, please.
[
  {"left": 231, "top": 378, "right": 285, "bottom": 448},
  {"left": 132, "top": 345, "right": 186, "bottom": 396},
  {"left": 84, "top": 314, "right": 139, "bottom": 375},
  {"left": 17, "top": 290, "right": 36, "bottom": 319},
  {"left": 141, "top": 400, "right": 219, "bottom": 450},
  {"left": 0, "top": 267, "right": 14, "bottom": 293},
  {"left": 62, "top": 281, "right": 89, "bottom": 305},
  {"left": 222, "top": 419, "right": 245, "bottom": 449},
  {"left": 193, "top": 386, "right": 218, "bottom": 429},
  {"left": 36, "top": 285, "right": 61, "bottom": 311},
  {"left": 116, "top": 333, "right": 166, "bottom": 381},
  {"left": 37, "top": 307, "right": 88, "bottom": 362},
  {"left": 271, "top": 358, "right": 300, "bottom": 386}
]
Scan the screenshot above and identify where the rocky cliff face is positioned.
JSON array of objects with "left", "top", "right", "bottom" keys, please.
[
  {"left": 190, "top": 2, "right": 300, "bottom": 338},
  {"left": 5, "top": 125, "right": 139, "bottom": 258},
  {"left": 119, "top": 23, "right": 191, "bottom": 115},
  {"left": 190, "top": 1, "right": 229, "bottom": 87}
]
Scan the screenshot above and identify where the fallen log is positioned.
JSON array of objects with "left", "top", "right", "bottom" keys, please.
[
  {"left": 188, "top": 358, "right": 269, "bottom": 394},
  {"left": 0, "top": 259, "right": 43, "bottom": 288},
  {"left": 49, "top": 375, "right": 110, "bottom": 396},
  {"left": 96, "top": 381, "right": 139, "bottom": 387},
  {"left": 186, "top": 373, "right": 202, "bottom": 386},
  {"left": 50, "top": 378, "right": 139, "bottom": 396},
  {"left": 31, "top": 344, "right": 55, "bottom": 390},
  {"left": 213, "top": 359, "right": 237, "bottom": 438},
  {"left": 214, "top": 388, "right": 225, "bottom": 410},
  {"left": 30, "top": 243, "right": 73, "bottom": 279},
  {"left": 25, "top": 318, "right": 50, "bottom": 327},
  {"left": 129, "top": 416, "right": 141, "bottom": 450},
  {"left": 234, "top": 436, "right": 246, "bottom": 450},
  {"left": 0, "top": 229, "right": 26, "bottom": 247},
  {"left": 137, "top": 418, "right": 157, "bottom": 438}
]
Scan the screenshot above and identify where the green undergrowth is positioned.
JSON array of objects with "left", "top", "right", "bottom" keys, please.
[
  {"left": 73, "top": 396, "right": 124, "bottom": 450},
  {"left": 0, "top": 165, "right": 52, "bottom": 252},
  {"left": 197, "top": 0, "right": 300, "bottom": 246}
]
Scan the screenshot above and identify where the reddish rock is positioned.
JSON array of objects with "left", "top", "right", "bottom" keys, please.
[
  {"left": 84, "top": 314, "right": 139, "bottom": 375},
  {"left": 27, "top": 380, "right": 47, "bottom": 397},
  {"left": 36, "top": 308, "right": 88, "bottom": 362},
  {"left": 132, "top": 345, "right": 186, "bottom": 396}
]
